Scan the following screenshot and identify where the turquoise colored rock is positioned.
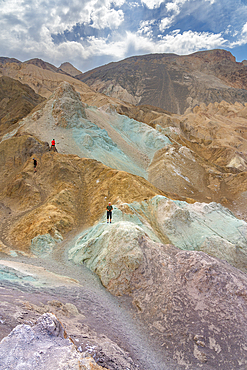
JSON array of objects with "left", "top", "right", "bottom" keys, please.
[
  {"left": 69, "top": 104, "right": 172, "bottom": 179},
  {"left": 69, "top": 221, "right": 144, "bottom": 292},
  {"left": 31, "top": 232, "right": 63, "bottom": 257},
  {"left": 70, "top": 196, "right": 247, "bottom": 273}
]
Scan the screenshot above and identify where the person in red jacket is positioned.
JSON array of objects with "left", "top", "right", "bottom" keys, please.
[
  {"left": 106, "top": 202, "right": 113, "bottom": 223},
  {"left": 51, "top": 139, "right": 56, "bottom": 151}
]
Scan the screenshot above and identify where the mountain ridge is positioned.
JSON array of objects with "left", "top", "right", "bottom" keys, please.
[{"left": 77, "top": 49, "right": 247, "bottom": 114}]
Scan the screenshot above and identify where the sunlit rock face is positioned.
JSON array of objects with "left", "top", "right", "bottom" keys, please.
[
  {"left": 0, "top": 313, "right": 105, "bottom": 370},
  {"left": 51, "top": 82, "right": 87, "bottom": 127},
  {"left": 69, "top": 221, "right": 247, "bottom": 369}
]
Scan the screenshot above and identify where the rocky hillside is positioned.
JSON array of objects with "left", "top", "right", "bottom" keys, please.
[
  {"left": 77, "top": 49, "right": 247, "bottom": 114},
  {"left": 0, "top": 52, "right": 247, "bottom": 369},
  {"left": 0, "top": 76, "right": 45, "bottom": 137}
]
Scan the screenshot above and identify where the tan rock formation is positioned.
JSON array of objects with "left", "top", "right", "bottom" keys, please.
[{"left": 1, "top": 52, "right": 247, "bottom": 370}]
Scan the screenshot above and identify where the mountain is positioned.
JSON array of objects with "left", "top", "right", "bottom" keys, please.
[
  {"left": 0, "top": 57, "right": 21, "bottom": 64},
  {"left": 0, "top": 51, "right": 247, "bottom": 369},
  {"left": 0, "top": 56, "right": 125, "bottom": 107},
  {"left": 59, "top": 62, "right": 82, "bottom": 77},
  {"left": 24, "top": 58, "right": 69, "bottom": 75},
  {"left": 77, "top": 49, "right": 247, "bottom": 114}
]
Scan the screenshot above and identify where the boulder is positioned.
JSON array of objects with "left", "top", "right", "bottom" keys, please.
[{"left": 0, "top": 312, "right": 106, "bottom": 370}]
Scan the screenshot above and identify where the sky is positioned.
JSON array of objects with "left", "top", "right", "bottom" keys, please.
[{"left": 1, "top": 0, "right": 247, "bottom": 72}]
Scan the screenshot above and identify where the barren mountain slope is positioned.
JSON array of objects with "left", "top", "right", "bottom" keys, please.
[
  {"left": 2, "top": 79, "right": 247, "bottom": 221},
  {"left": 0, "top": 76, "right": 45, "bottom": 137},
  {"left": 77, "top": 49, "right": 247, "bottom": 114}
]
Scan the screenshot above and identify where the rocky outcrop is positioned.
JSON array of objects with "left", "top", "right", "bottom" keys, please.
[
  {"left": 70, "top": 195, "right": 247, "bottom": 273},
  {"left": 69, "top": 221, "right": 145, "bottom": 295},
  {"left": 69, "top": 225, "right": 247, "bottom": 369},
  {"left": 17, "top": 81, "right": 172, "bottom": 178},
  {"left": 24, "top": 58, "right": 67, "bottom": 74},
  {"left": 1, "top": 52, "right": 247, "bottom": 370},
  {"left": 0, "top": 312, "right": 106, "bottom": 370},
  {"left": 0, "top": 283, "right": 142, "bottom": 370},
  {"left": 2, "top": 59, "right": 247, "bottom": 219}
]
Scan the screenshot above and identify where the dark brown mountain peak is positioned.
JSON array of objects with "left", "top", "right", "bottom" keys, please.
[
  {"left": 0, "top": 57, "right": 21, "bottom": 65},
  {"left": 24, "top": 58, "right": 68, "bottom": 75}
]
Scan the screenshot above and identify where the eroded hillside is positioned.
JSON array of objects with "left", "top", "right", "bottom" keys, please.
[{"left": 0, "top": 53, "right": 247, "bottom": 370}]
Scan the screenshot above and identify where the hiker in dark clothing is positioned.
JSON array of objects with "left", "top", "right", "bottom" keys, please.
[
  {"left": 106, "top": 202, "right": 113, "bottom": 223},
  {"left": 33, "top": 158, "right": 37, "bottom": 173}
]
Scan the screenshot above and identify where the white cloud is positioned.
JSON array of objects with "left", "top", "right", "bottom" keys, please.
[
  {"left": 129, "top": 2, "right": 140, "bottom": 7},
  {"left": 90, "top": 8, "right": 124, "bottom": 29},
  {"left": 82, "top": 29, "right": 227, "bottom": 61},
  {"left": 0, "top": 0, "right": 125, "bottom": 37},
  {"left": 140, "top": 0, "right": 165, "bottom": 9},
  {"left": 124, "top": 29, "right": 226, "bottom": 56},
  {"left": 166, "top": 0, "right": 187, "bottom": 14},
  {"left": 159, "top": 16, "right": 175, "bottom": 31},
  {"left": 166, "top": 2, "right": 179, "bottom": 12},
  {"left": 138, "top": 20, "right": 155, "bottom": 36},
  {"left": 156, "top": 30, "right": 226, "bottom": 54},
  {"left": 228, "top": 22, "right": 247, "bottom": 47},
  {"left": 158, "top": 0, "right": 188, "bottom": 29},
  {"left": 224, "top": 25, "right": 239, "bottom": 37},
  {"left": 0, "top": 0, "right": 246, "bottom": 70},
  {"left": 242, "top": 22, "right": 247, "bottom": 34}
]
